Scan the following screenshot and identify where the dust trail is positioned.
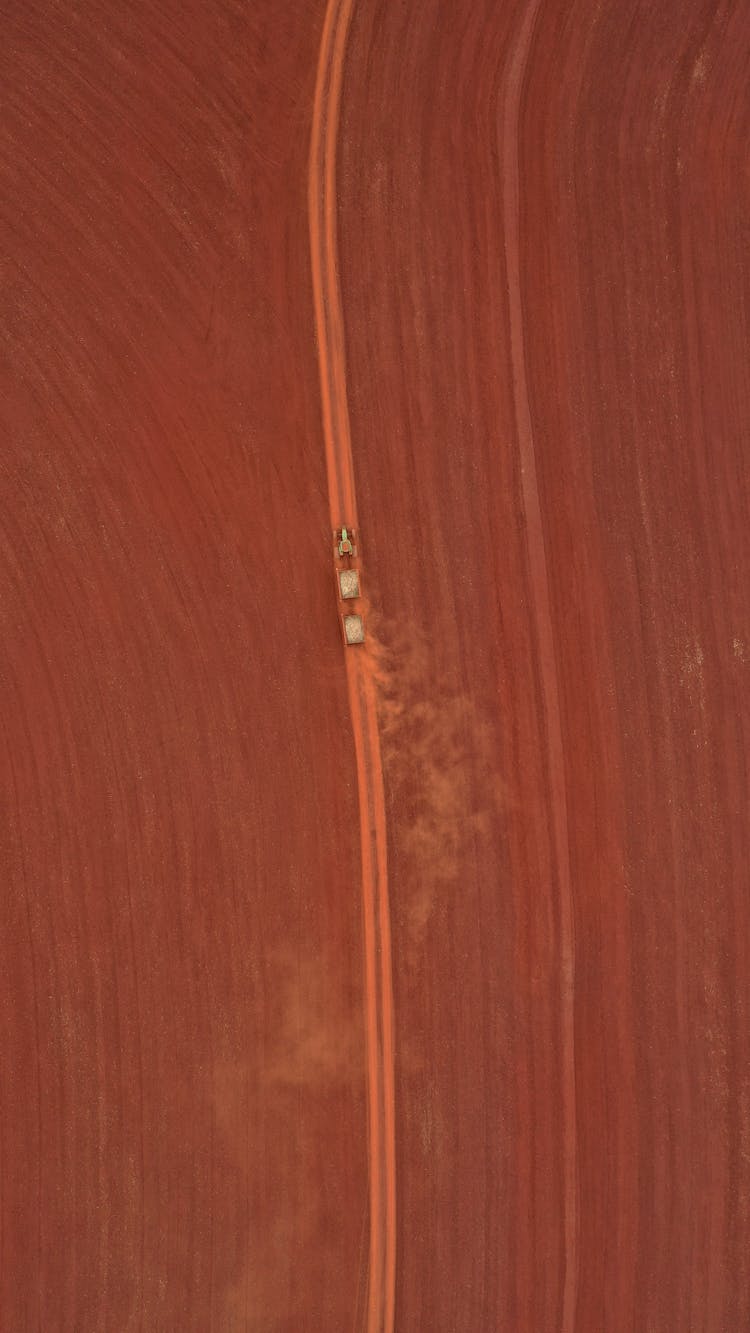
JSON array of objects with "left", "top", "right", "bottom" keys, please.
[
  {"left": 220, "top": 948, "right": 363, "bottom": 1331},
  {"left": 262, "top": 950, "right": 361, "bottom": 1092},
  {"left": 363, "top": 608, "right": 508, "bottom": 958}
]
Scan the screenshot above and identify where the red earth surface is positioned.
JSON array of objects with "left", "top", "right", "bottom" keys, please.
[{"left": 1, "top": 1, "right": 750, "bottom": 1330}]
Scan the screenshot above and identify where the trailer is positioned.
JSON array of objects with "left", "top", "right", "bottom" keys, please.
[
  {"left": 337, "top": 567, "right": 360, "bottom": 600},
  {"left": 342, "top": 613, "right": 365, "bottom": 645},
  {"left": 334, "top": 526, "right": 365, "bottom": 644}
]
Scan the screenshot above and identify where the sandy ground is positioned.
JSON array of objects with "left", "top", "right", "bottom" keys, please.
[{"left": 1, "top": 0, "right": 750, "bottom": 1329}]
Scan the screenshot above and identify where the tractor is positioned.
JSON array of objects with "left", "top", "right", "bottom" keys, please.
[{"left": 335, "top": 526, "right": 357, "bottom": 558}]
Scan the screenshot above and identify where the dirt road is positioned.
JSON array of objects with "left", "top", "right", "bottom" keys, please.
[
  {"left": 2, "top": 0, "right": 750, "bottom": 1329},
  {"left": 309, "top": 2, "right": 396, "bottom": 1328}
]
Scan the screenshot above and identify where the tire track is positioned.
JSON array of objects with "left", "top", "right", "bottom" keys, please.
[
  {"left": 308, "top": 4, "right": 396, "bottom": 1331},
  {"left": 498, "top": 1, "right": 579, "bottom": 1327}
]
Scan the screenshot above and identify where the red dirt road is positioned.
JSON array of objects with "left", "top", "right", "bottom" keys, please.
[
  {"left": 2, "top": 1, "right": 750, "bottom": 1330},
  {"left": 309, "top": 4, "right": 396, "bottom": 1328}
]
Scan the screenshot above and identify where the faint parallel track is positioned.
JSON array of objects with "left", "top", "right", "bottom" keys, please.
[{"left": 499, "top": 1, "right": 579, "bottom": 1326}]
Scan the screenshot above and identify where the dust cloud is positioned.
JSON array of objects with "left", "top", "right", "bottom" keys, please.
[
  {"left": 262, "top": 948, "right": 361, "bottom": 1091},
  {"left": 222, "top": 947, "right": 365, "bottom": 1330},
  {"left": 361, "top": 605, "right": 507, "bottom": 955}
]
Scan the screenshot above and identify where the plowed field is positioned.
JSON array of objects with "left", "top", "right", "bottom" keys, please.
[{"left": 1, "top": 2, "right": 749, "bottom": 1329}]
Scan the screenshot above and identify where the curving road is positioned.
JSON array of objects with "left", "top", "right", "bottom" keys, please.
[
  {"left": 309, "top": 3, "right": 396, "bottom": 1331},
  {"left": 2, "top": 1, "right": 750, "bottom": 1329}
]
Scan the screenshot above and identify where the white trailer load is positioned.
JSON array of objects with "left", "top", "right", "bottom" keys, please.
[
  {"left": 338, "top": 568, "right": 360, "bottom": 600},
  {"left": 343, "top": 613, "right": 365, "bottom": 645}
]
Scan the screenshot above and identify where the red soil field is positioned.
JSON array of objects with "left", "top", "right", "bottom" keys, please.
[{"left": 2, "top": 1, "right": 750, "bottom": 1330}]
